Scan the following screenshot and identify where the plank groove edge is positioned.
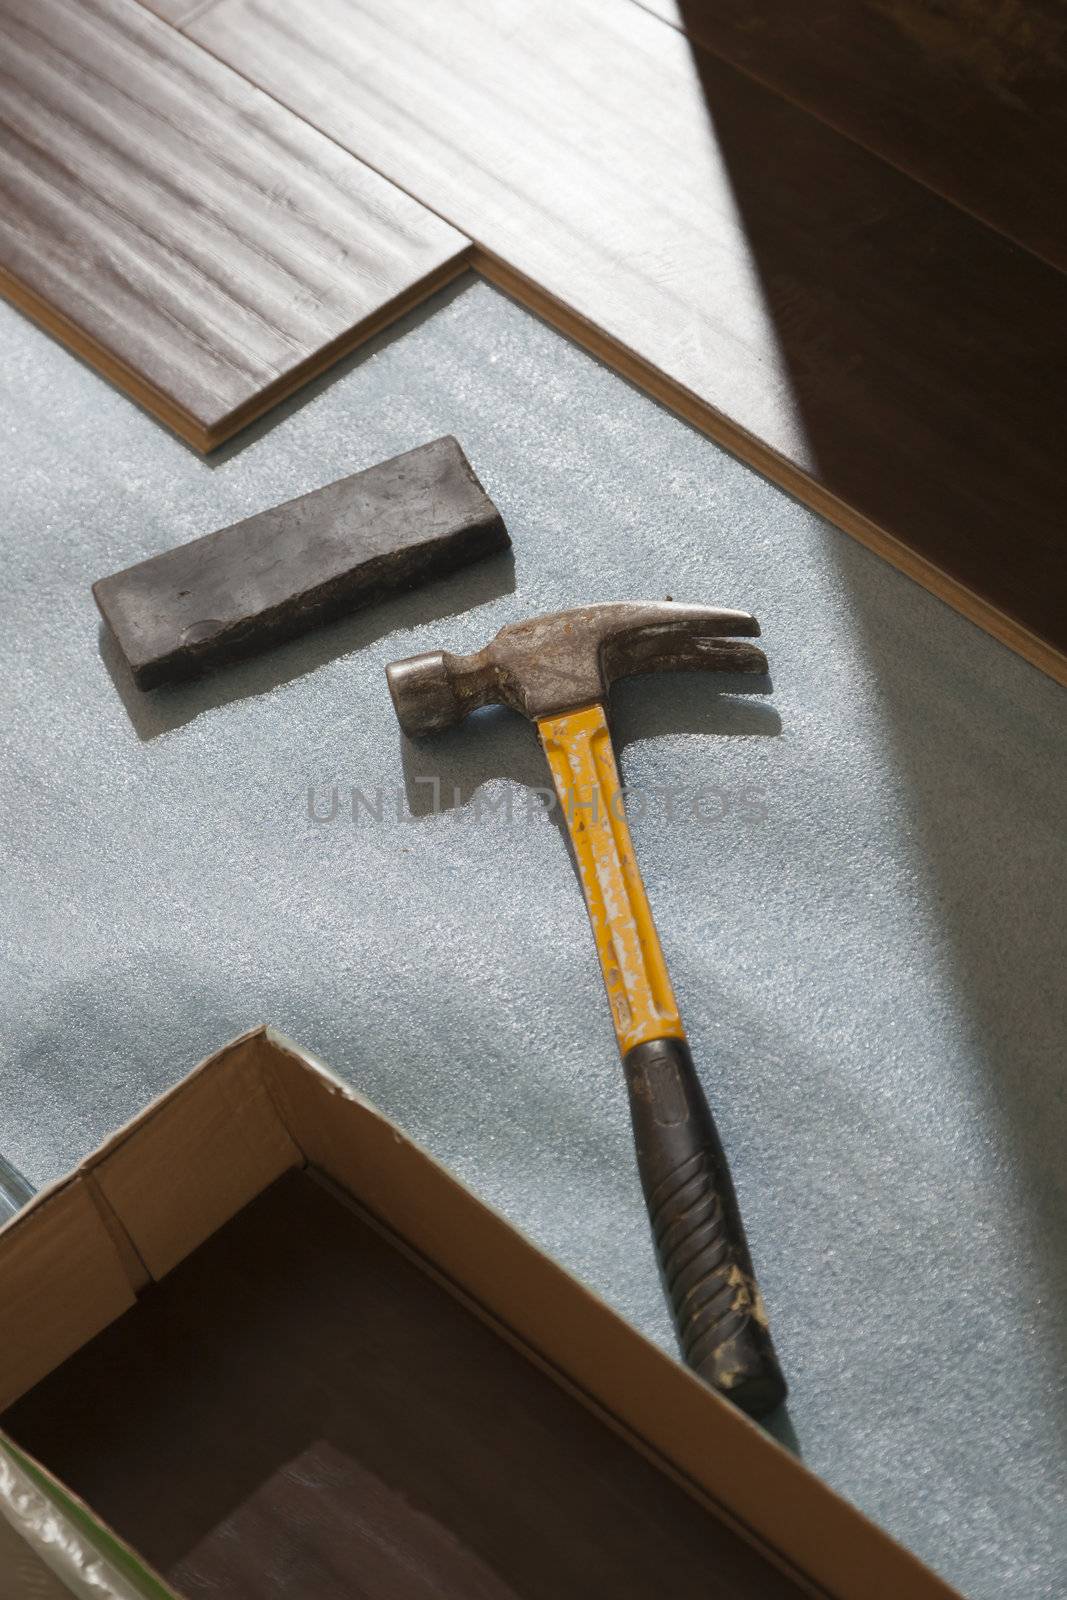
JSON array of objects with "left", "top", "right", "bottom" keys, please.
[
  {"left": 0, "top": 251, "right": 473, "bottom": 452},
  {"left": 137, "top": 0, "right": 222, "bottom": 25},
  {"left": 474, "top": 251, "right": 1067, "bottom": 688}
]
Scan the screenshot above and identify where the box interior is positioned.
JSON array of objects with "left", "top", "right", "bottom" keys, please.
[
  {"left": 0, "top": 1030, "right": 960, "bottom": 1600},
  {"left": 4, "top": 1167, "right": 802, "bottom": 1600}
]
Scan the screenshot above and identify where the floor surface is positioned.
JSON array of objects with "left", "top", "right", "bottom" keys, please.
[{"left": 1, "top": 278, "right": 1065, "bottom": 1600}]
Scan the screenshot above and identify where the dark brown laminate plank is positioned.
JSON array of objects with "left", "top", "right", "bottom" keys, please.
[
  {"left": 3, "top": 1171, "right": 802, "bottom": 1600},
  {"left": 631, "top": 0, "right": 1067, "bottom": 275},
  {"left": 0, "top": 0, "right": 469, "bottom": 450},
  {"left": 190, "top": 0, "right": 1067, "bottom": 680}
]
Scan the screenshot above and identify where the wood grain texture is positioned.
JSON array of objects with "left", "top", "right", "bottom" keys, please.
[
  {"left": 0, "top": 0, "right": 469, "bottom": 449},
  {"left": 4, "top": 1171, "right": 803, "bottom": 1600},
  {"left": 631, "top": 0, "right": 1067, "bottom": 274},
  {"left": 190, "top": 0, "right": 1067, "bottom": 677}
]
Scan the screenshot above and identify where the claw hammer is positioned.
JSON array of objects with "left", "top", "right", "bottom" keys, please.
[{"left": 386, "top": 602, "right": 786, "bottom": 1417}]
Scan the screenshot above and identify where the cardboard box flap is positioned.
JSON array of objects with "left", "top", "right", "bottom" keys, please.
[
  {"left": 93, "top": 1031, "right": 300, "bottom": 1280},
  {"left": 0, "top": 1179, "right": 137, "bottom": 1413}
]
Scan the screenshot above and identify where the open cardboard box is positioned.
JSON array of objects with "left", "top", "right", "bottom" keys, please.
[{"left": 0, "top": 1029, "right": 961, "bottom": 1599}]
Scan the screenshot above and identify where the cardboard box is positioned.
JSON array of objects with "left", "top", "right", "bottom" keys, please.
[{"left": 0, "top": 1029, "right": 961, "bottom": 1599}]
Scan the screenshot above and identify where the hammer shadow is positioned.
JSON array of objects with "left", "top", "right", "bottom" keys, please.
[
  {"left": 400, "top": 672, "right": 780, "bottom": 824},
  {"left": 762, "top": 1403, "right": 802, "bottom": 1459},
  {"left": 99, "top": 550, "right": 516, "bottom": 742}
]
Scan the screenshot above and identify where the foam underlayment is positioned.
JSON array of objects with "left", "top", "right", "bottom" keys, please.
[{"left": 1, "top": 277, "right": 1065, "bottom": 1600}]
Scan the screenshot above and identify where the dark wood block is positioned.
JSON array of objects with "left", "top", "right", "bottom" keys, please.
[
  {"left": 93, "top": 437, "right": 509, "bottom": 688},
  {"left": 3, "top": 1170, "right": 799, "bottom": 1600}
]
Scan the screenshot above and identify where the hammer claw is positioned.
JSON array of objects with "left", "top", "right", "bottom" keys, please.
[{"left": 387, "top": 600, "right": 768, "bottom": 736}]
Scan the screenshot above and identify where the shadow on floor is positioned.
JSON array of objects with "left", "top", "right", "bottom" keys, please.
[
  {"left": 674, "top": 10, "right": 1067, "bottom": 1459},
  {"left": 675, "top": 12, "right": 1065, "bottom": 646},
  {"left": 397, "top": 673, "right": 779, "bottom": 820},
  {"left": 99, "top": 547, "right": 516, "bottom": 741}
]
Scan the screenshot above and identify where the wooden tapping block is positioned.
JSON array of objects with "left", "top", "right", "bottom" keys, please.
[{"left": 93, "top": 437, "right": 510, "bottom": 689}]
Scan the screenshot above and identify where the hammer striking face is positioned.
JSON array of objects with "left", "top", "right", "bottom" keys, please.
[{"left": 386, "top": 601, "right": 786, "bottom": 1418}]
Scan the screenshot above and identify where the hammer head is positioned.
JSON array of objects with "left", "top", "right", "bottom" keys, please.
[{"left": 386, "top": 601, "right": 767, "bottom": 737}]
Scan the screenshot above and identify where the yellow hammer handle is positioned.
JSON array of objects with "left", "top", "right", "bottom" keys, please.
[
  {"left": 538, "top": 703, "right": 685, "bottom": 1055},
  {"left": 538, "top": 701, "right": 787, "bottom": 1416}
]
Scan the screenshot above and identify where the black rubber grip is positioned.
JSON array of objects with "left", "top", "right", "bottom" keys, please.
[{"left": 623, "top": 1037, "right": 786, "bottom": 1418}]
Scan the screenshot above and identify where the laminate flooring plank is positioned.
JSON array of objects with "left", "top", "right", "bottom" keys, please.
[
  {"left": 629, "top": 0, "right": 1067, "bottom": 274},
  {"left": 0, "top": 0, "right": 469, "bottom": 449},
  {"left": 190, "top": 0, "right": 1067, "bottom": 676}
]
